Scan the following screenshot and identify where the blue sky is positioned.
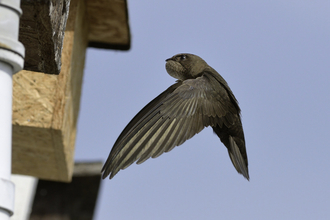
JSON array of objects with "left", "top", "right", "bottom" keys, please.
[{"left": 75, "top": 1, "right": 330, "bottom": 219}]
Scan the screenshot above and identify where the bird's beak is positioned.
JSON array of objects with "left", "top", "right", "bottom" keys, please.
[{"left": 165, "top": 58, "right": 172, "bottom": 62}]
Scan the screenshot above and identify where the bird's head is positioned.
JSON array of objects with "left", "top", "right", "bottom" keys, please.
[{"left": 165, "top": 53, "right": 208, "bottom": 80}]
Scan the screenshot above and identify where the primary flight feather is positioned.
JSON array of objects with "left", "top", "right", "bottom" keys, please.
[{"left": 102, "top": 53, "right": 249, "bottom": 180}]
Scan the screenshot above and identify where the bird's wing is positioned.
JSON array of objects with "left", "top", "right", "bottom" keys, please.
[{"left": 102, "top": 73, "right": 234, "bottom": 179}]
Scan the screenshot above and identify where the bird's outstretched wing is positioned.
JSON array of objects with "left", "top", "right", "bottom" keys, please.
[{"left": 102, "top": 72, "right": 248, "bottom": 179}]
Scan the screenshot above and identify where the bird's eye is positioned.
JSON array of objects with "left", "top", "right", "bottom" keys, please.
[{"left": 180, "top": 55, "right": 187, "bottom": 60}]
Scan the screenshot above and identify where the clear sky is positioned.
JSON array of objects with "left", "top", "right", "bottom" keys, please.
[{"left": 74, "top": 1, "right": 330, "bottom": 219}]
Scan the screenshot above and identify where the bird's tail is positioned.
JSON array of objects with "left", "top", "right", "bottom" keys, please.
[
  {"left": 227, "top": 136, "right": 249, "bottom": 180},
  {"left": 212, "top": 125, "right": 249, "bottom": 180}
]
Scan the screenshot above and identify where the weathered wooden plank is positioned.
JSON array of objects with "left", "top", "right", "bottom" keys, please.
[{"left": 19, "top": 0, "right": 70, "bottom": 75}]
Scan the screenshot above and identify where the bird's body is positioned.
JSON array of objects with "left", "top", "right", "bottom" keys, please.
[{"left": 102, "top": 53, "right": 249, "bottom": 180}]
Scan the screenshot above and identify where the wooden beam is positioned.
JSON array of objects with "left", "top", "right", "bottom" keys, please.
[
  {"left": 86, "top": 0, "right": 131, "bottom": 50},
  {"left": 29, "top": 162, "right": 102, "bottom": 220},
  {"left": 12, "top": 0, "right": 88, "bottom": 182},
  {"left": 12, "top": 0, "right": 130, "bottom": 182}
]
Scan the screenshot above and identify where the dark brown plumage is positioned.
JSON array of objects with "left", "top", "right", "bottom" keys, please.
[{"left": 102, "top": 53, "right": 249, "bottom": 180}]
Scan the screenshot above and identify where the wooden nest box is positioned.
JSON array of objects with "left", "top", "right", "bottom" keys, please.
[{"left": 12, "top": 0, "right": 130, "bottom": 182}]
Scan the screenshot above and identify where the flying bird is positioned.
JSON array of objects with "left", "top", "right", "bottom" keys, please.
[{"left": 102, "top": 53, "right": 249, "bottom": 180}]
